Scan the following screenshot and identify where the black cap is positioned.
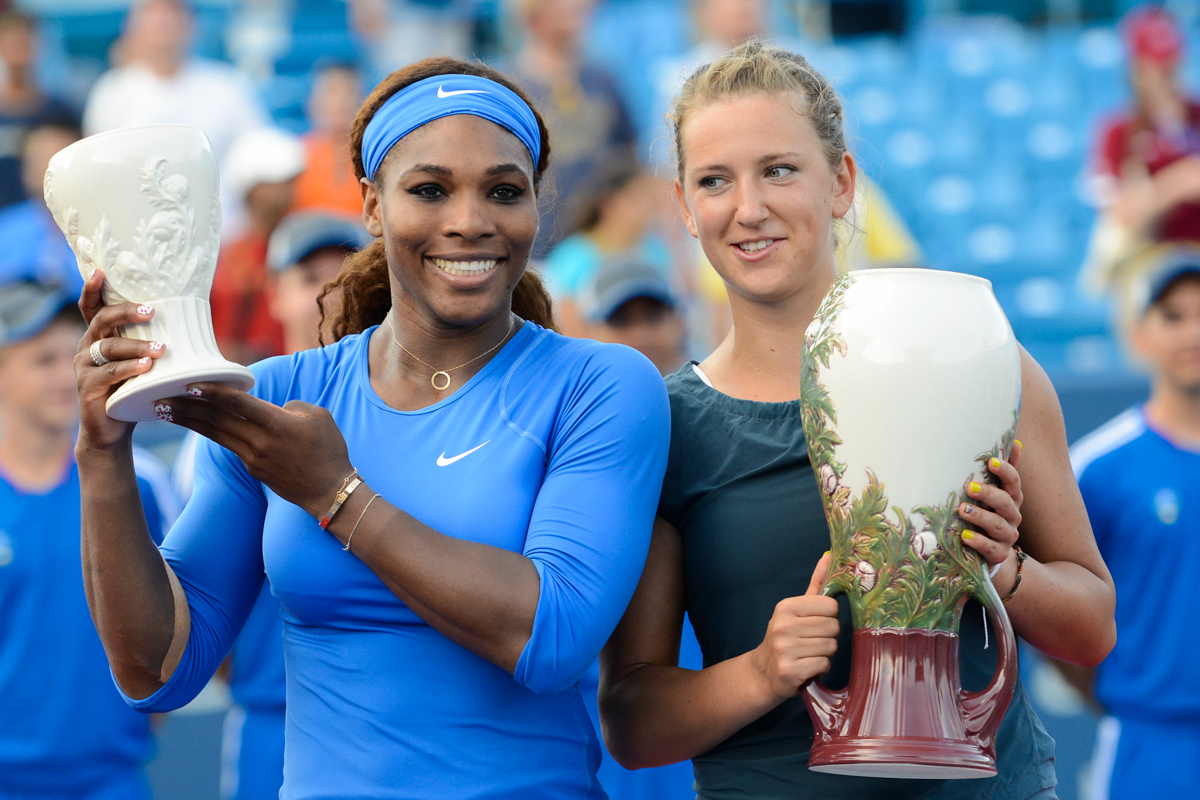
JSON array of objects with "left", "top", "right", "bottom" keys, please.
[
  {"left": 0, "top": 280, "right": 77, "bottom": 346},
  {"left": 577, "top": 256, "right": 677, "bottom": 325},
  {"left": 267, "top": 211, "right": 372, "bottom": 274}
]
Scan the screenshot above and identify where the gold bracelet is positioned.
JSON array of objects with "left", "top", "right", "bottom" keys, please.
[
  {"left": 343, "top": 493, "right": 381, "bottom": 552},
  {"left": 319, "top": 471, "right": 361, "bottom": 529},
  {"left": 1001, "top": 546, "right": 1027, "bottom": 603}
]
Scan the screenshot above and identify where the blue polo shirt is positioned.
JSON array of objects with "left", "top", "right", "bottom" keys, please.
[
  {"left": 1072, "top": 406, "right": 1200, "bottom": 723},
  {"left": 1072, "top": 407, "right": 1200, "bottom": 799},
  {"left": 0, "top": 452, "right": 171, "bottom": 798}
]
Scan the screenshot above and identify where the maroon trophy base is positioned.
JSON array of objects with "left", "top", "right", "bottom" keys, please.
[
  {"left": 808, "top": 739, "right": 997, "bottom": 779},
  {"left": 804, "top": 627, "right": 1014, "bottom": 779}
]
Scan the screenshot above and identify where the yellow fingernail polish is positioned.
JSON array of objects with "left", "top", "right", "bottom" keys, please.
[
  {"left": 823, "top": 550, "right": 831, "bottom": 556},
  {"left": 962, "top": 531, "right": 975, "bottom": 540},
  {"left": 969, "top": 482, "right": 981, "bottom": 494},
  {"left": 990, "top": 457, "right": 1001, "bottom": 469},
  {"left": 1014, "top": 440, "right": 1022, "bottom": 450}
]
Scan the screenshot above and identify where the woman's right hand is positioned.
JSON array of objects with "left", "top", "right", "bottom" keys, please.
[
  {"left": 75, "top": 268, "right": 165, "bottom": 450},
  {"left": 750, "top": 552, "right": 840, "bottom": 701}
]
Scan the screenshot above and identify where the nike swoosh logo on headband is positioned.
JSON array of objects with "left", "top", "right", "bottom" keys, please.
[{"left": 438, "top": 86, "right": 490, "bottom": 98}]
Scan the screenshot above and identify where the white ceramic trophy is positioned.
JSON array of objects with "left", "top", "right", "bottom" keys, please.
[
  {"left": 44, "top": 124, "right": 254, "bottom": 421},
  {"left": 800, "top": 268, "right": 1022, "bottom": 777}
]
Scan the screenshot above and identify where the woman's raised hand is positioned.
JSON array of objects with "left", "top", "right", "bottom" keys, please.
[
  {"left": 75, "top": 268, "right": 166, "bottom": 450},
  {"left": 750, "top": 552, "right": 839, "bottom": 701},
  {"left": 958, "top": 442, "right": 1024, "bottom": 574},
  {"left": 155, "top": 383, "right": 355, "bottom": 519}
]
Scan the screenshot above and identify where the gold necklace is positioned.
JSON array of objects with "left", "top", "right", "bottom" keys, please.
[{"left": 385, "top": 311, "right": 515, "bottom": 391}]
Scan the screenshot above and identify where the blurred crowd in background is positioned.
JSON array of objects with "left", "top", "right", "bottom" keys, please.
[{"left": 1, "top": 0, "right": 1198, "bottom": 799}]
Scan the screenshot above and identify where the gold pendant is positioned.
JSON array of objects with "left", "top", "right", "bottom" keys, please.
[{"left": 431, "top": 371, "right": 452, "bottom": 391}]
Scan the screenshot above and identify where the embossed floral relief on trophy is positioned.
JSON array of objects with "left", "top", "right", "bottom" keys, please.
[
  {"left": 44, "top": 124, "right": 253, "bottom": 421},
  {"left": 798, "top": 268, "right": 1021, "bottom": 779}
]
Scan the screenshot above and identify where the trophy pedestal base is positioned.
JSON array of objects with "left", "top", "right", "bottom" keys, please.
[
  {"left": 107, "top": 363, "right": 255, "bottom": 422},
  {"left": 804, "top": 628, "right": 1010, "bottom": 781},
  {"left": 808, "top": 738, "right": 998, "bottom": 780},
  {"left": 102, "top": 296, "right": 256, "bottom": 422}
]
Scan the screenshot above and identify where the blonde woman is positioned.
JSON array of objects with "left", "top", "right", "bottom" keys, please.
[{"left": 600, "top": 42, "right": 1116, "bottom": 800}]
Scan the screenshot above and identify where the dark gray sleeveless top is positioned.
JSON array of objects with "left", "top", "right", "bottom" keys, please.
[{"left": 658, "top": 365, "right": 1057, "bottom": 800}]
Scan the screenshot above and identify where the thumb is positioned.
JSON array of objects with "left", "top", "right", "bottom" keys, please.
[{"left": 805, "top": 551, "right": 831, "bottom": 596}]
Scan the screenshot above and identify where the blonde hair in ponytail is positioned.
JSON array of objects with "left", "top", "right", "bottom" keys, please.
[{"left": 670, "top": 40, "right": 848, "bottom": 179}]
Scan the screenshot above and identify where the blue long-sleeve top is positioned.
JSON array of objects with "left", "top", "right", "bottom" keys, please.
[{"left": 121, "top": 322, "right": 670, "bottom": 800}]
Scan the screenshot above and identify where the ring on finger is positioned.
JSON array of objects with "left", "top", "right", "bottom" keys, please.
[{"left": 89, "top": 339, "right": 109, "bottom": 367}]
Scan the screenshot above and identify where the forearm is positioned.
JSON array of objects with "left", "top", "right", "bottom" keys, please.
[
  {"left": 1114, "top": 158, "right": 1200, "bottom": 232},
  {"left": 1006, "top": 350, "right": 1117, "bottom": 667},
  {"left": 77, "top": 438, "right": 180, "bottom": 699},
  {"left": 600, "top": 652, "right": 781, "bottom": 769},
  {"left": 999, "top": 554, "right": 1116, "bottom": 666},
  {"left": 327, "top": 484, "right": 541, "bottom": 673}
]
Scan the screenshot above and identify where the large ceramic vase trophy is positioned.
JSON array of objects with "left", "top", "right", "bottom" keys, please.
[
  {"left": 799, "top": 268, "right": 1020, "bottom": 778},
  {"left": 44, "top": 124, "right": 253, "bottom": 421}
]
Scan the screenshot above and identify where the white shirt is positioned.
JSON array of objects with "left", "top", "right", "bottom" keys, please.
[{"left": 83, "top": 59, "right": 269, "bottom": 236}]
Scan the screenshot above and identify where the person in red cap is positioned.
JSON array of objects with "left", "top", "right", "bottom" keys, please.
[{"left": 1092, "top": 6, "right": 1200, "bottom": 244}]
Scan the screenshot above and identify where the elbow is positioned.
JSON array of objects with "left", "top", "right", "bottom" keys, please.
[
  {"left": 111, "top": 662, "right": 167, "bottom": 703},
  {"left": 1079, "top": 580, "right": 1118, "bottom": 667},
  {"left": 604, "top": 732, "right": 671, "bottom": 771},
  {"left": 606, "top": 747, "right": 656, "bottom": 772},
  {"left": 1076, "top": 620, "right": 1117, "bottom": 668},
  {"left": 597, "top": 680, "right": 660, "bottom": 771},
  {"left": 513, "top": 654, "right": 591, "bottom": 696},
  {"left": 520, "top": 674, "right": 582, "bottom": 696},
  {"left": 1057, "top": 583, "right": 1118, "bottom": 668}
]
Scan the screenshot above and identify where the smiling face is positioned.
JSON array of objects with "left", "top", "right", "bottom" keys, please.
[
  {"left": 360, "top": 114, "right": 539, "bottom": 329},
  {"left": 675, "top": 92, "right": 855, "bottom": 306}
]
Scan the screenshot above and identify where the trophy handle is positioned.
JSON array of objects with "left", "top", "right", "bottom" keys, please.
[
  {"left": 800, "top": 582, "right": 849, "bottom": 740},
  {"left": 959, "top": 577, "right": 1018, "bottom": 754}
]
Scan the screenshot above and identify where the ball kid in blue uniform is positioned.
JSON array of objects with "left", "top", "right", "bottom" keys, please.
[
  {"left": 0, "top": 281, "right": 174, "bottom": 800},
  {"left": 71, "top": 57, "right": 669, "bottom": 800},
  {"left": 1071, "top": 252, "right": 1200, "bottom": 800}
]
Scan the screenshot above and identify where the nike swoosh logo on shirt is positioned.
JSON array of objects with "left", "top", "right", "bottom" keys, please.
[
  {"left": 437, "top": 441, "right": 491, "bottom": 467},
  {"left": 438, "top": 86, "right": 489, "bottom": 98}
]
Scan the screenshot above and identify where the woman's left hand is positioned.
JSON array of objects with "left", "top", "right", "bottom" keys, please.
[
  {"left": 156, "top": 383, "right": 354, "bottom": 518},
  {"left": 958, "top": 441, "right": 1023, "bottom": 571}
]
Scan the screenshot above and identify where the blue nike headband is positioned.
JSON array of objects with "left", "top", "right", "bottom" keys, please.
[{"left": 361, "top": 74, "right": 542, "bottom": 182}]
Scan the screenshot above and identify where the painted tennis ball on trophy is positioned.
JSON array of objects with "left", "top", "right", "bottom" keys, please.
[
  {"left": 820, "top": 463, "right": 838, "bottom": 496},
  {"left": 912, "top": 529, "right": 939, "bottom": 561},
  {"left": 854, "top": 561, "right": 877, "bottom": 591}
]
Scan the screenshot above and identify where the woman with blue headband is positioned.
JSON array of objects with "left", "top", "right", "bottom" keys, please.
[{"left": 70, "top": 57, "right": 670, "bottom": 799}]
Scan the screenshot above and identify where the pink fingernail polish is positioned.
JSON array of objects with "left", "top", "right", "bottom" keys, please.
[
  {"left": 139, "top": 356, "right": 151, "bottom": 365},
  {"left": 87, "top": 269, "right": 96, "bottom": 281},
  {"left": 148, "top": 341, "right": 164, "bottom": 352},
  {"left": 187, "top": 387, "right": 203, "bottom": 397},
  {"left": 154, "top": 402, "right": 171, "bottom": 414},
  {"left": 137, "top": 305, "right": 153, "bottom": 316}
]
